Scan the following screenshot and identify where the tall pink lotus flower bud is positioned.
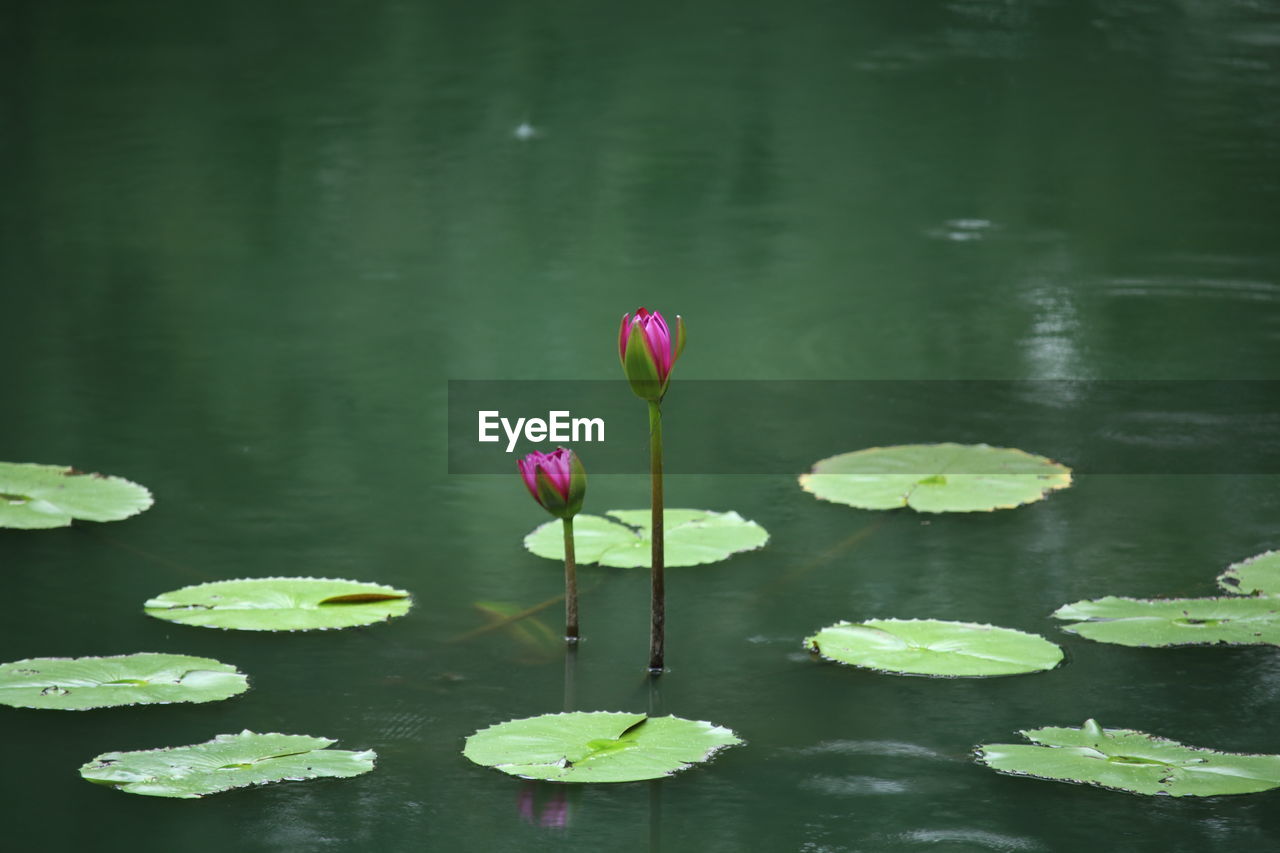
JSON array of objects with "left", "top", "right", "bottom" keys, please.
[
  {"left": 517, "top": 447, "right": 586, "bottom": 520},
  {"left": 618, "top": 307, "right": 686, "bottom": 402}
]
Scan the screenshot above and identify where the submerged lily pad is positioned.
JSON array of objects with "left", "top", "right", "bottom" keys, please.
[
  {"left": 80, "top": 731, "right": 376, "bottom": 798},
  {"left": 806, "top": 619, "right": 1063, "bottom": 677},
  {"left": 0, "top": 462, "right": 153, "bottom": 529},
  {"left": 144, "top": 577, "right": 412, "bottom": 631},
  {"left": 976, "top": 719, "right": 1280, "bottom": 796},
  {"left": 524, "top": 510, "right": 768, "bottom": 568},
  {"left": 798, "top": 444, "right": 1071, "bottom": 513},
  {"left": 0, "top": 653, "right": 248, "bottom": 710},
  {"left": 1218, "top": 550, "right": 1280, "bottom": 596},
  {"left": 472, "top": 601, "right": 563, "bottom": 664},
  {"left": 1052, "top": 596, "right": 1280, "bottom": 647},
  {"left": 463, "top": 712, "right": 743, "bottom": 783}
]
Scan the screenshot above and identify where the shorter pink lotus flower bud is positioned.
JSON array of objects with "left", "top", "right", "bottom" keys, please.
[{"left": 517, "top": 447, "right": 586, "bottom": 519}]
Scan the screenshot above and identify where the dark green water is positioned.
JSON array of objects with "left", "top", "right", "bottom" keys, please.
[{"left": 4, "top": 1, "right": 1280, "bottom": 850}]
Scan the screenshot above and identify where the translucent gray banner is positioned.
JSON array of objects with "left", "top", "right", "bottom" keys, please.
[{"left": 448, "top": 380, "right": 1280, "bottom": 474}]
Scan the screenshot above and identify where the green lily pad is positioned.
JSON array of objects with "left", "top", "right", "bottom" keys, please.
[
  {"left": 0, "top": 462, "right": 153, "bottom": 529},
  {"left": 0, "top": 653, "right": 248, "bottom": 710},
  {"left": 1052, "top": 596, "right": 1280, "bottom": 647},
  {"left": 1218, "top": 550, "right": 1280, "bottom": 596},
  {"left": 524, "top": 510, "right": 768, "bottom": 568},
  {"left": 463, "top": 712, "right": 743, "bottom": 783},
  {"left": 144, "top": 577, "right": 412, "bottom": 631},
  {"left": 80, "top": 731, "right": 376, "bottom": 798},
  {"left": 976, "top": 719, "right": 1280, "bottom": 796},
  {"left": 806, "top": 619, "right": 1063, "bottom": 677},
  {"left": 798, "top": 443, "right": 1071, "bottom": 513}
]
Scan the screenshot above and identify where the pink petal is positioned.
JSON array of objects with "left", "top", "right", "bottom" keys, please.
[{"left": 618, "top": 313, "right": 631, "bottom": 361}]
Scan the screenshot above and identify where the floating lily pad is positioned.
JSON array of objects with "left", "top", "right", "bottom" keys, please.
[
  {"left": 0, "top": 653, "right": 248, "bottom": 710},
  {"left": 806, "top": 619, "right": 1063, "bottom": 677},
  {"left": 1218, "top": 550, "right": 1280, "bottom": 596},
  {"left": 80, "top": 731, "right": 376, "bottom": 798},
  {"left": 524, "top": 510, "right": 768, "bottom": 568},
  {"left": 144, "top": 577, "right": 412, "bottom": 631},
  {"left": 463, "top": 712, "right": 743, "bottom": 783},
  {"left": 798, "top": 444, "right": 1071, "bottom": 513},
  {"left": 976, "top": 719, "right": 1280, "bottom": 796},
  {"left": 1052, "top": 596, "right": 1280, "bottom": 647},
  {"left": 0, "top": 462, "right": 153, "bottom": 529}
]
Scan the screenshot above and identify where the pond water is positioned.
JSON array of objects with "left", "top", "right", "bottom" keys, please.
[{"left": 5, "top": 1, "right": 1280, "bottom": 850}]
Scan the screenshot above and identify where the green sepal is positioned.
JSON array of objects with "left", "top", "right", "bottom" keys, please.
[
  {"left": 564, "top": 452, "right": 587, "bottom": 518},
  {"left": 623, "top": 319, "right": 666, "bottom": 402},
  {"left": 673, "top": 315, "right": 686, "bottom": 363},
  {"left": 535, "top": 468, "right": 572, "bottom": 518}
]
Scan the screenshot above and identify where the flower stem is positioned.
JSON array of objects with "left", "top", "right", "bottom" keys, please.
[
  {"left": 648, "top": 400, "right": 665, "bottom": 673},
  {"left": 562, "top": 516, "right": 579, "bottom": 643}
]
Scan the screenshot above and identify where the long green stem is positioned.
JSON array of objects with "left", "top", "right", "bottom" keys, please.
[
  {"left": 562, "top": 516, "right": 579, "bottom": 643},
  {"left": 648, "top": 400, "right": 665, "bottom": 673}
]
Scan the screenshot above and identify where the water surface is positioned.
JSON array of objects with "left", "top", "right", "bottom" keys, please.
[{"left": 4, "top": 1, "right": 1280, "bottom": 850}]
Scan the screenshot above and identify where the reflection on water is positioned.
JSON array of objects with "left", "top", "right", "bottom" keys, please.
[
  {"left": 518, "top": 783, "right": 571, "bottom": 829},
  {"left": 784, "top": 740, "right": 951, "bottom": 761},
  {"left": 800, "top": 774, "right": 911, "bottom": 796}
]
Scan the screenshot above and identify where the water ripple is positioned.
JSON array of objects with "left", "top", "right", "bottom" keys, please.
[
  {"left": 1103, "top": 276, "right": 1280, "bottom": 303},
  {"left": 898, "top": 828, "right": 1047, "bottom": 851}
]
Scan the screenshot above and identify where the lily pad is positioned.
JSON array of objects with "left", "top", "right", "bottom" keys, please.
[
  {"left": 0, "top": 653, "right": 248, "bottom": 710},
  {"left": 806, "top": 619, "right": 1063, "bottom": 677},
  {"left": 798, "top": 443, "right": 1071, "bottom": 513},
  {"left": 80, "top": 731, "right": 376, "bottom": 798},
  {"left": 976, "top": 719, "right": 1280, "bottom": 796},
  {"left": 524, "top": 510, "right": 768, "bottom": 568},
  {"left": 463, "top": 712, "right": 743, "bottom": 783},
  {"left": 144, "top": 577, "right": 412, "bottom": 631},
  {"left": 1052, "top": 596, "right": 1280, "bottom": 647},
  {"left": 1218, "top": 550, "right": 1280, "bottom": 596},
  {"left": 0, "top": 462, "right": 153, "bottom": 529}
]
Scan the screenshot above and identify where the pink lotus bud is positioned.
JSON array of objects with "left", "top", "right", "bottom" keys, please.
[
  {"left": 517, "top": 447, "right": 586, "bottom": 519},
  {"left": 618, "top": 307, "right": 686, "bottom": 402}
]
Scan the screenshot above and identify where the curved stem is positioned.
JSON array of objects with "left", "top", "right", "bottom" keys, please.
[
  {"left": 648, "top": 401, "right": 665, "bottom": 673},
  {"left": 562, "top": 516, "right": 579, "bottom": 643}
]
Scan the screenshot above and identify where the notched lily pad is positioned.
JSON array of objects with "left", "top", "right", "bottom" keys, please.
[
  {"left": 1218, "top": 550, "right": 1280, "bottom": 597},
  {"left": 0, "top": 653, "right": 248, "bottom": 710},
  {"left": 1052, "top": 596, "right": 1280, "bottom": 647},
  {"left": 80, "top": 731, "right": 376, "bottom": 798},
  {"left": 524, "top": 510, "right": 768, "bottom": 568},
  {"left": 463, "top": 711, "right": 743, "bottom": 783},
  {"left": 144, "top": 577, "right": 412, "bottom": 631},
  {"left": 799, "top": 443, "right": 1071, "bottom": 513},
  {"left": 806, "top": 619, "right": 1063, "bottom": 677},
  {"left": 976, "top": 719, "right": 1280, "bottom": 796},
  {"left": 0, "top": 462, "right": 153, "bottom": 529}
]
